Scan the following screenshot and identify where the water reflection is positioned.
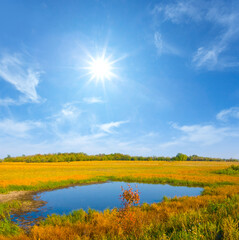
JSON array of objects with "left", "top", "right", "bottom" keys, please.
[{"left": 12, "top": 182, "right": 203, "bottom": 227}]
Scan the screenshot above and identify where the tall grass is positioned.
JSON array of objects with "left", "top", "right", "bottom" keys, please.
[
  {"left": 1, "top": 161, "right": 238, "bottom": 192},
  {"left": 0, "top": 177, "right": 109, "bottom": 194},
  {"left": 215, "top": 164, "right": 239, "bottom": 175},
  {"left": 0, "top": 201, "right": 22, "bottom": 237},
  {"left": 109, "top": 176, "right": 234, "bottom": 187},
  {"left": 0, "top": 175, "right": 235, "bottom": 194},
  {"left": 0, "top": 161, "right": 238, "bottom": 239},
  {"left": 1, "top": 187, "right": 237, "bottom": 239}
]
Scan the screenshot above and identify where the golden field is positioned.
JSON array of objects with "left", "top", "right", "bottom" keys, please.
[
  {"left": 0, "top": 161, "right": 238, "bottom": 239},
  {"left": 0, "top": 161, "right": 238, "bottom": 187}
]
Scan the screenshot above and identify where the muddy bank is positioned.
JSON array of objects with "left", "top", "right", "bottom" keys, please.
[
  {"left": 0, "top": 191, "right": 46, "bottom": 228},
  {"left": 0, "top": 191, "right": 35, "bottom": 203},
  {"left": 0, "top": 181, "right": 106, "bottom": 203},
  {"left": 0, "top": 190, "right": 46, "bottom": 214}
]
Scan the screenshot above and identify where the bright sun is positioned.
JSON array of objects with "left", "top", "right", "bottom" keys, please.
[
  {"left": 84, "top": 51, "right": 119, "bottom": 85},
  {"left": 89, "top": 57, "right": 112, "bottom": 82}
]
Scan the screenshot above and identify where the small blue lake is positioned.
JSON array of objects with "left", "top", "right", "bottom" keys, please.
[{"left": 13, "top": 181, "right": 203, "bottom": 226}]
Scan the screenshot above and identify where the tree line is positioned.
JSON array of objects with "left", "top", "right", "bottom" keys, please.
[{"left": 1, "top": 152, "right": 238, "bottom": 163}]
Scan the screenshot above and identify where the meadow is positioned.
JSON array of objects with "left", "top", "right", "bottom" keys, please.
[{"left": 0, "top": 160, "right": 238, "bottom": 239}]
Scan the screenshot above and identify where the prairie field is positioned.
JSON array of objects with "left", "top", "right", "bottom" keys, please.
[
  {"left": 1, "top": 0, "right": 239, "bottom": 238},
  {"left": 0, "top": 161, "right": 238, "bottom": 189},
  {"left": 0, "top": 161, "right": 238, "bottom": 239}
]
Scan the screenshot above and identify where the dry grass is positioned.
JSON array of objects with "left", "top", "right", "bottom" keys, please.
[
  {"left": 0, "top": 161, "right": 238, "bottom": 239},
  {"left": 0, "top": 186, "right": 238, "bottom": 240},
  {"left": 0, "top": 161, "right": 238, "bottom": 188}
]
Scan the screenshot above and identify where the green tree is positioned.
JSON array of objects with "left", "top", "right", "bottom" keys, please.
[{"left": 174, "top": 153, "right": 188, "bottom": 161}]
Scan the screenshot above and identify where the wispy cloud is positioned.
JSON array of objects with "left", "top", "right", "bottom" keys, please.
[
  {"left": 178, "top": 123, "right": 230, "bottom": 144},
  {"left": 60, "top": 103, "right": 81, "bottom": 120},
  {"left": 154, "top": 32, "right": 181, "bottom": 56},
  {"left": 160, "top": 106, "right": 239, "bottom": 148},
  {"left": 0, "top": 119, "right": 43, "bottom": 138},
  {"left": 153, "top": 1, "right": 204, "bottom": 23},
  {"left": 216, "top": 107, "right": 239, "bottom": 121},
  {"left": 98, "top": 120, "right": 128, "bottom": 134},
  {"left": 153, "top": 0, "right": 239, "bottom": 70},
  {"left": 0, "top": 131, "right": 151, "bottom": 159},
  {"left": 48, "top": 103, "right": 83, "bottom": 137},
  {"left": 83, "top": 97, "right": 104, "bottom": 104},
  {"left": 192, "top": 6, "right": 239, "bottom": 70},
  {"left": 0, "top": 98, "right": 19, "bottom": 106},
  {"left": 49, "top": 103, "right": 82, "bottom": 123},
  {"left": 192, "top": 46, "right": 224, "bottom": 70},
  {"left": 1, "top": 112, "right": 238, "bottom": 158},
  {"left": 160, "top": 123, "right": 238, "bottom": 148},
  {"left": 0, "top": 116, "right": 134, "bottom": 158},
  {"left": 0, "top": 53, "right": 42, "bottom": 105}
]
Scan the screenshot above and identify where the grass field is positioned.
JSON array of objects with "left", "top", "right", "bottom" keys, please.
[
  {"left": 0, "top": 161, "right": 238, "bottom": 189},
  {"left": 0, "top": 161, "right": 238, "bottom": 239}
]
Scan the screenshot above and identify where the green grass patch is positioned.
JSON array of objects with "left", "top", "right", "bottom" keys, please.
[
  {"left": 214, "top": 165, "right": 239, "bottom": 176},
  {"left": 37, "top": 194, "right": 239, "bottom": 240},
  {"left": 0, "top": 201, "right": 22, "bottom": 237},
  {"left": 0, "top": 176, "right": 235, "bottom": 194},
  {"left": 0, "top": 201, "right": 22, "bottom": 219},
  {"left": 0, "top": 176, "right": 109, "bottom": 194},
  {"left": 0, "top": 218, "right": 21, "bottom": 237},
  {"left": 108, "top": 176, "right": 234, "bottom": 188}
]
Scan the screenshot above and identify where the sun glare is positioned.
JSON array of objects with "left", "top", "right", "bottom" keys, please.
[
  {"left": 89, "top": 57, "right": 112, "bottom": 82},
  {"left": 83, "top": 50, "right": 120, "bottom": 85}
]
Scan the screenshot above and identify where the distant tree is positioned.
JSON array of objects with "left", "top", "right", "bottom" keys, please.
[
  {"left": 174, "top": 153, "right": 188, "bottom": 161},
  {"left": 3, "top": 152, "right": 238, "bottom": 162}
]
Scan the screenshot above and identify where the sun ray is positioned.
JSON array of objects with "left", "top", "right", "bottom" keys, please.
[{"left": 83, "top": 50, "right": 118, "bottom": 85}]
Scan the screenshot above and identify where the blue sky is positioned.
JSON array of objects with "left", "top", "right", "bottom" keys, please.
[{"left": 0, "top": 0, "right": 239, "bottom": 158}]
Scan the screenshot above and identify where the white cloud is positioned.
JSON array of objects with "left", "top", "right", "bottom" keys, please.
[
  {"left": 0, "top": 131, "right": 152, "bottom": 159},
  {"left": 0, "top": 119, "right": 43, "bottom": 138},
  {"left": 216, "top": 107, "right": 239, "bottom": 121},
  {"left": 192, "top": 46, "right": 225, "bottom": 69},
  {"left": 55, "top": 132, "right": 106, "bottom": 146},
  {"left": 0, "top": 96, "right": 31, "bottom": 106},
  {"left": 61, "top": 103, "right": 81, "bottom": 119},
  {"left": 153, "top": 0, "right": 239, "bottom": 70},
  {"left": 98, "top": 120, "right": 128, "bottom": 134},
  {"left": 0, "top": 117, "right": 142, "bottom": 158},
  {"left": 154, "top": 32, "right": 181, "bottom": 56},
  {"left": 174, "top": 123, "right": 229, "bottom": 144},
  {"left": 153, "top": 1, "right": 204, "bottom": 23},
  {"left": 160, "top": 122, "right": 239, "bottom": 148},
  {"left": 49, "top": 103, "right": 82, "bottom": 124},
  {"left": 154, "top": 32, "right": 163, "bottom": 53},
  {"left": 0, "top": 115, "right": 238, "bottom": 158},
  {"left": 0, "top": 53, "right": 42, "bottom": 104},
  {"left": 0, "top": 98, "right": 18, "bottom": 106},
  {"left": 83, "top": 97, "right": 104, "bottom": 104}
]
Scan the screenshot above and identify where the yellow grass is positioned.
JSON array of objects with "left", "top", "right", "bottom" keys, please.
[
  {"left": 0, "top": 161, "right": 238, "bottom": 239},
  {"left": 0, "top": 161, "right": 238, "bottom": 187}
]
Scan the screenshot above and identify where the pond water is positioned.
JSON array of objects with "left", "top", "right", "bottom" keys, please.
[{"left": 12, "top": 181, "right": 203, "bottom": 227}]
